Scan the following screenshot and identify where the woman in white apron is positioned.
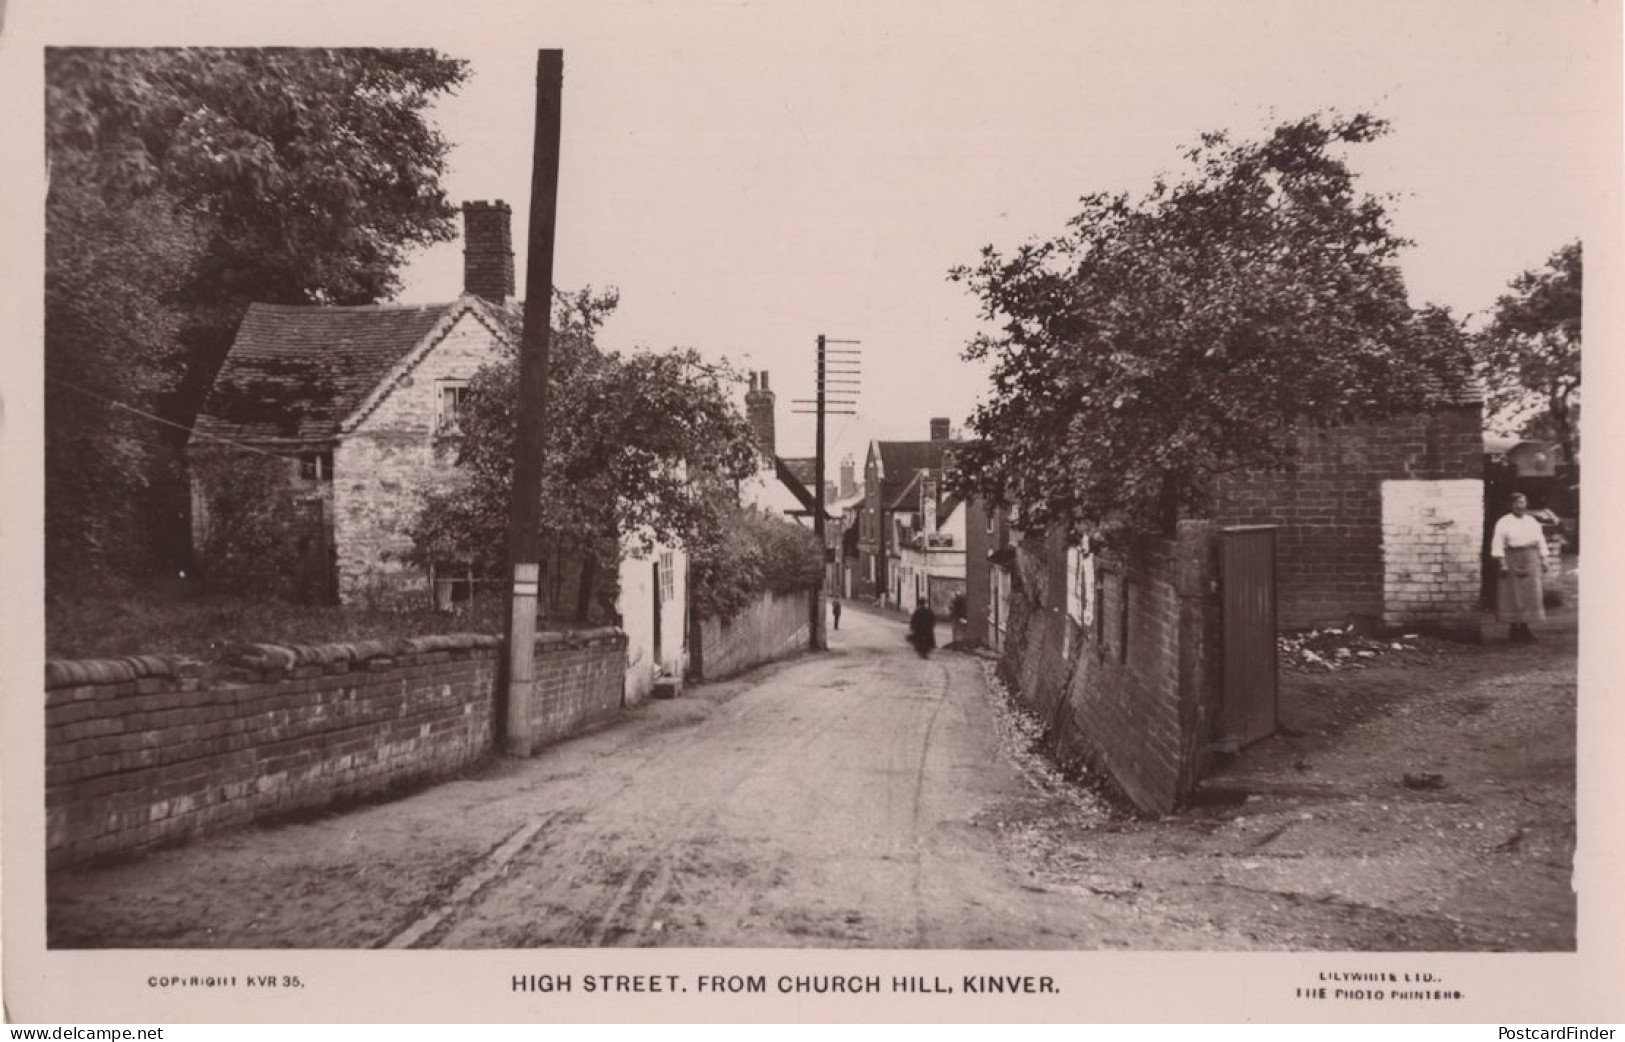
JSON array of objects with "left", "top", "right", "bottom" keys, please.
[{"left": 1491, "top": 493, "right": 1547, "bottom": 642}]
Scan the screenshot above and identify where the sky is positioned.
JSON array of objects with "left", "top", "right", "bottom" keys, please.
[
  {"left": 389, "top": 1, "right": 1612, "bottom": 470},
  {"left": 8, "top": 0, "right": 1608, "bottom": 471}
]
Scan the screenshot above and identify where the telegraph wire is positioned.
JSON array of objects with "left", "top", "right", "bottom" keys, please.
[{"left": 45, "top": 375, "right": 298, "bottom": 462}]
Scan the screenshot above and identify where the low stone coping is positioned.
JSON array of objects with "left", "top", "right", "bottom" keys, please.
[
  {"left": 534, "top": 626, "right": 625, "bottom": 649},
  {"left": 45, "top": 655, "right": 207, "bottom": 690},
  {"left": 47, "top": 628, "right": 627, "bottom": 689}
]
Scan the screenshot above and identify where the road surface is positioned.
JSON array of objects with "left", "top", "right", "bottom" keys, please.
[
  {"left": 48, "top": 601, "right": 1576, "bottom": 951},
  {"left": 49, "top": 608, "right": 1137, "bottom": 949}
]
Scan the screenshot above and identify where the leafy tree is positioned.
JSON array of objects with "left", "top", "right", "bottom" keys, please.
[
  {"left": 45, "top": 189, "right": 203, "bottom": 578},
  {"left": 687, "top": 502, "right": 824, "bottom": 623},
  {"left": 949, "top": 113, "right": 1473, "bottom": 537},
  {"left": 1475, "top": 241, "right": 1581, "bottom": 464},
  {"left": 45, "top": 47, "right": 468, "bottom": 578},
  {"left": 188, "top": 451, "right": 315, "bottom": 600},
  {"left": 405, "top": 290, "right": 763, "bottom": 622}
]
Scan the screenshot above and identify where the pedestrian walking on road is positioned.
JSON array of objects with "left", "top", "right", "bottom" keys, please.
[
  {"left": 1492, "top": 492, "right": 1547, "bottom": 642},
  {"left": 908, "top": 598, "right": 936, "bottom": 659},
  {"left": 831, "top": 598, "right": 842, "bottom": 630}
]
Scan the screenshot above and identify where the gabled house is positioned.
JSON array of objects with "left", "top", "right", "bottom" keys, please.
[
  {"left": 189, "top": 201, "right": 689, "bottom": 678},
  {"left": 893, "top": 469, "right": 967, "bottom": 616},
  {"left": 190, "top": 200, "right": 523, "bottom": 606},
  {"left": 853, "top": 419, "right": 959, "bottom": 606},
  {"left": 738, "top": 369, "right": 839, "bottom": 528}
]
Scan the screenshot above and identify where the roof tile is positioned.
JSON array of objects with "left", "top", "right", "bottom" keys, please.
[{"left": 193, "top": 302, "right": 454, "bottom": 447}]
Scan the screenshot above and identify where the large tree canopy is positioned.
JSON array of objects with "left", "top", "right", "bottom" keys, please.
[
  {"left": 406, "top": 290, "right": 767, "bottom": 622},
  {"left": 949, "top": 113, "right": 1473, "bottom": 536},
  {"left": 1475, "top": 241, "right": 1581, "bottom": 464},
  {"left": 45, "top": 47, "right": 468, "bottom": 578}
]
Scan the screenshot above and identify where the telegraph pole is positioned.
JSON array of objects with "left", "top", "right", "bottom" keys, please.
[
  {"left": 503, "top": 50, "right": 564, "bottom": 757},
  {"left": 794, "top": 336, "right": 860, "bottom": 650}
]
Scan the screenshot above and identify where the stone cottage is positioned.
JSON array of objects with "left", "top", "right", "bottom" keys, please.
[{"left": 190, "top": 200, "right": 521, "bottom": 605}]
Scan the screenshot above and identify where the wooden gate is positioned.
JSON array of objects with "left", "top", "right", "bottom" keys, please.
[{"left": 1219, "top": 526, "right": 1278, "bottom": 748}]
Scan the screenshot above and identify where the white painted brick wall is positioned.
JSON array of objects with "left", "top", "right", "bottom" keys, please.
[{"left": 1380, "top": 479, "right": 1483, "bottom": 628}]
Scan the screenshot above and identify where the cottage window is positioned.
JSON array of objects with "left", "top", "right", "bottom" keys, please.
[
  {"left": 658, "top": 550, "right": 675, "bottom": 603},
  {"left": 437, "top": 380, "right": 470, "bottom": 433},
  {"left": 431, "top": 561, "right": 482, "bottom": 610},
  {"left": 298, "top": 451, "right": 333, "bottom": 483}
]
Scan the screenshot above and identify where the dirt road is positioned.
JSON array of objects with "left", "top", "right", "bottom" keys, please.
[
  {"left": 48, "top": 601, "right": 1576, "bottom": 951},
  {"left": 51, "top": 610, "right": 1132, "bottom": 949}
]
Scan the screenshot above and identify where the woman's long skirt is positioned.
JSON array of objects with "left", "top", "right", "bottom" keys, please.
[{"left": 1497, "top": 545, "right": 1547, "bottom": 623}]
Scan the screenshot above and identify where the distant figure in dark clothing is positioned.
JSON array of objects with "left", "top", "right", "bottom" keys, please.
[
  {"left": 908, "top": 598, "right": 936, "bottom": 658},
  {"left": 831, "top": 598, "right": 842, "bottom": 630}
]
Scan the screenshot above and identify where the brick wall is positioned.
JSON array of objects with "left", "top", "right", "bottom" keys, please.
[
  {"left": 45, "top": 629, "right": 627, "bottom": 868},
  {"left": 689, "top": 588, "right": 810, "bottom": 682},
  {"left": 526, "top": 629, "right": 629, "bottom": 743},
  {"left": 1213, "top": 406, "right": 1482, "bottom": 632},
  {"left": 964, "top": 498, "right": 991, "bottom": 645},
  {"left": 333, "top": 306, "right": 510, "bottom": 605},
  {"left": 999, "top": 523, "right": 1218, "bottom": 816}
]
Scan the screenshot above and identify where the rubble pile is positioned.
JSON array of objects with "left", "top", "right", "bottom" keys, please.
[{"left": 1277, "top": 626, "right": 1440, "bottom": 672}]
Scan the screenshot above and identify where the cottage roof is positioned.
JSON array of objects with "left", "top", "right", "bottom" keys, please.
[
  {"left": 885, "top": 469, "right": 925, "bottom": 511},
  {"left": 877, "top": 440, "right": 950, "bottom": 477},
  {"left": 779, "top": 457, "right": 818, "bottom": 488},
  {"left": 194, "top": 302, "right": 451, "bottom": 448},
  {"left": 872, "top": 440, "right": 953, "bottom": 509},
  {"left": 193, "top": 296, "right": 519, "bottom": 449},
  {"left": 772, "top": 456, "right": 832, "bottom": 520}
]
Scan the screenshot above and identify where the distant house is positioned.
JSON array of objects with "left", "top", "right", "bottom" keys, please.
[
  {"left": 893, "top": 471, "right": 967, "bottom": 616},
  {"left": 853, "top": 420, "right": 960, "bottom": 607},
  {"left": 190, "top": 200, "right": 522, "bottom": 606},
  {"left": 737, "top": 370, "right": 836, "bottom": 527}
]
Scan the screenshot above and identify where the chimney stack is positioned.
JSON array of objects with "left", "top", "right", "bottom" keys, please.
[
  {"left": 745, "top": 369, "right": 776, "bottom": 464},
  {"left": 839, "top": 455, "right": 856, "bottom": 498},
  {"left": 930, "top": 417, "right": 951, "bottom": 442},
  {"left": 462, "top": 200, "right": 515, "bottom": 303}
]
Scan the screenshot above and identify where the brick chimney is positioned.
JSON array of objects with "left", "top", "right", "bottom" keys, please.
[
  {"left": 839, "top": 455, "right": 856, "bottom": 498},
  {"left": 745, "top": 370, "right": 776, "bottom": 464},
  {"left": 930, "top": 417, "right": 951, "bottom": 442},
  {"left": 461, "top": 200, "right": 515, "bottom": 303}
]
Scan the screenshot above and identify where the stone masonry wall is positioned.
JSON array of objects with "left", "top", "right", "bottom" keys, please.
[
  {"left": 1213, "top": 406, "right": 1482, "bottom": 633},
  {"left": 1381, "top": 479, "right": 1483, "bottom": 634},
  {"left": 333, "top": 306, "right": 510, "bottom": 605},
  {"left": 45, "top": 628, "right": 627, "bottom": 868},
  {"left": 999, "top": 523, "right": 1218, "bottom": 816},
  {"left": 689, "top": 588, "right": 810, "bottom": 682}
]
